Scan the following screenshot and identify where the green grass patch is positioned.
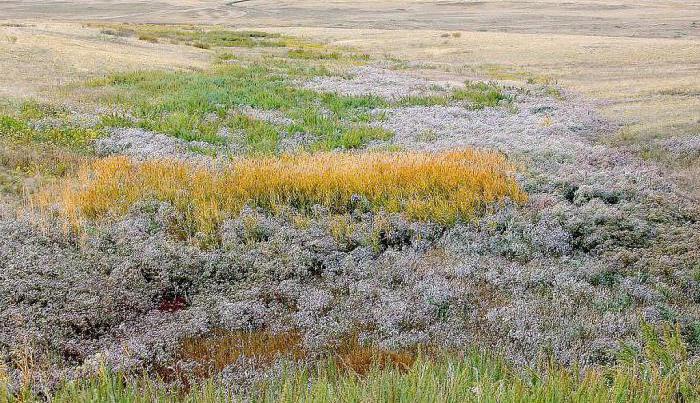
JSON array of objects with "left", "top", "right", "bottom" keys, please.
[
  {"left": 288, "top": 48, "right": 341, "bottom": 60},
  {"left": 139, "top": 111, "right": 225, "bottom": 144},
  {"left": 0, "top": 115, "right": 28, "bottom": 134},
  {"left": 201, "top": 30, "right": 281, "bottom": 46},
  {"left": 27, "top": 126, "right": 102, "bottom": 150},
  {"left": 0, "top": 115, "right": 101, "bottom": 151},
  {"left": 97, "top": 23, "right": 288, "bottom": 49},
  {"left": 188, "top": 144, "right": 219, "bottom": 158},
  {"left": 313, "top": 126, "right": 393, "bottom": 151},
  {"left": 321, "top": 92, "right": 386, "bottom": 120},
  {"left": 0, "top": 100, "right": 107, "bottom": 152},
  {"left": 18, "top": 100, "right": 63, "bottom": 120},
  {"left": 287, "top": 48, "right": 370, "bottom": 62},
  {"left": 452, "top": 81, "right": 510, "bottom": 109},
  {"left": 99, "top": 113, "right": 135, "bottom": 128},
  {"left": 227, "top": 115, "right": 281, "bottom": 154},
  {"left": 86, "top": 62, "right": 393, "bottom": 151},
  {"left": 398, "top": 81, "right": 510, "bottom": 109},
  {"left": 71, "top": 36, "right": 507, "bottom": 152}
]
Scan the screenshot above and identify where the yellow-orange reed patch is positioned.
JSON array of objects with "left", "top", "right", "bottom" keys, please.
[
  {"left": 177, "top": 331, "right": 305, "bottom": 378},
  {"left": 335, "top": 337, "right": 417, "bottom": 375},
  {"left": 30, "top": 150, "right": 526, "bottom": 237}
]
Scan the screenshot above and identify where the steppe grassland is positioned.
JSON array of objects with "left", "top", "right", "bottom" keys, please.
[
  {"left": 0, "top": 24, "right": 515, "bottom": 211},
  {"left": 0, "top": 24, "right": 386, "bottom": 189},
  {"left": 0, "top": 23, "right": 540, "bottom": 399},
  {"left": 0, "top": 13, "right": 699, "bottom": 403},
  {"left": 2, "top": 3, "right": 698, "bottom": 151}
]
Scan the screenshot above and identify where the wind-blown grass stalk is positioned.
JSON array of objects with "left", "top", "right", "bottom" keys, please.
[{"left": 31, "top": 150, "right": 526, "bottom": 238}]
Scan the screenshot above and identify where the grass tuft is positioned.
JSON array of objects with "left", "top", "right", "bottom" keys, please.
[
  {"left": 399, "top": 81, "right": 509, "bottom": 109},
  {"left": 312, "top": 126, "right": 393, "bottom": 150},
  {"left": 137, "top": 33, "right": 158, "bottom": 43}
]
